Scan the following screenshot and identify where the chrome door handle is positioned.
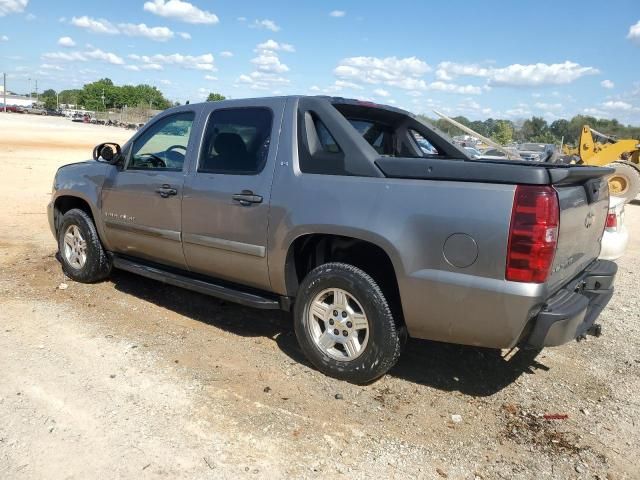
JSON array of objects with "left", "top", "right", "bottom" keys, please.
[
  {"left": 155, "top": 184, "right": 177, "bottom": 198},
  {"left": 232, "top": 190, "right": 263, "bottom": 206}
]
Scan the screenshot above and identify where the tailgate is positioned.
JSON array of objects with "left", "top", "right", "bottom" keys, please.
[{"left": 547, "top": 176, "right": 609, "bottom": 292}]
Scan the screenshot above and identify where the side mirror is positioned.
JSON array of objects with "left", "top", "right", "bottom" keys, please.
[{"left": 93, "top": 142, "right": 122, "bottom": 164}]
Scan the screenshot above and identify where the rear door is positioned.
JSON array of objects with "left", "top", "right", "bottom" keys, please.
[
  {"left": 181, "top": 99, "right": 285, "bottom": 290},
  {"left": 548, "top": 177, "right": 610, "bottom": 291},
  {"left": 101, "top": 110, "right": 197, "bottom": 269}
]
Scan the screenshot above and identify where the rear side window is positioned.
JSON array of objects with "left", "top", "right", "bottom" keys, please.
[
  {"left": 298, "top": 112, "right": 346, "bottom": 175},
  {"left": 315, "top": 118, "right": 341, "bottom": 153},
  {"left": 198, "top": 107, "right": 272, "bottom": 174},
  {"left": 349, "top": 120, "right": 394, "bottom": 155}
]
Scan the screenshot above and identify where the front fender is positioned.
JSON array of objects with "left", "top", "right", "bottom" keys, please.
[{"left": 51, "top": 161, "right": 112, "bottom": 248}]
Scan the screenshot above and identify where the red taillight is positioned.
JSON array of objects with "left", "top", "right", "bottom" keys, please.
[
  {"left": 506, "top": 185, "right": 559, "bottom": 283},
  {"left": 605, "top": 211, "right": 617, "bottom": 229}
]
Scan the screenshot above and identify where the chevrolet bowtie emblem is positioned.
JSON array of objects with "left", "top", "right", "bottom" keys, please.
[{"left": 584, "top": 211, "right": 595, "bottom": 228}]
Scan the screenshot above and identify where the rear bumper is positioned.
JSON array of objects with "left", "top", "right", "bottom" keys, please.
[{"left": 525, "top": 260, "right": 617, "bottom": 348}]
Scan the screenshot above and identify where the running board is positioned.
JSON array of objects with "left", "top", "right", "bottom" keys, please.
[{"left": 112, "top": 255, "right": 282, "bottom": 310}]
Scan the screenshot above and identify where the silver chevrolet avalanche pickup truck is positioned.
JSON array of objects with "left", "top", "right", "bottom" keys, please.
[{"left": 49, "top": 96, "right": 617, "bottom": 383}]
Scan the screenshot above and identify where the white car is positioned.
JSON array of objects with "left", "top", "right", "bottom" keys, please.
[{"left": 599, "top": 196, "right": 629, "bottom": 261}]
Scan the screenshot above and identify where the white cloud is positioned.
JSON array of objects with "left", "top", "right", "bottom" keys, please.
[
  {"left": 141, "top": 63, "right": 163, "bottom": 70},
  {"left": 71, "top": 16, "right": 176, "bottom": 41},
  {"left": 237, "top": 16, "right": 247, "bottom": 22},
  {"left": 129, "top": 52, "right": 216, "bottom": 71},
  {"left": 334, "top": 80, "right": 363, "bottom": 90},
  {"left": 428, "top": 81, "right": 483, "bottom": 95},
  {"left": 504, "top": 107, "right": 532, "bottom": 118},
  {"left": 1, "top": 34, "right": 7, "bottom": 41},
  {"left": 256, "top": 39, "right": 295, "bottom": 52},
  {"left": 124, "top": 65, "right": 140, "bottom": 71},
  {"left": 0, "top": 0, "right": 27, "bottom": 17},
  {"left": 489, "top": 62, "right": 598, "bottom": 86},
  {"left": 627, "top": 20, "right": 640, "bottom": 43},
  {"left": 334, "top": 56, "right": 430, "bottom": 90},
  {"left": 71, "top": 16, "right": 116, "bottom": 34},
  {"left": 251, "top": 51, "right": 289, "bottom": 73},
  {"left": 57, "top": 36, "right": 75, "bottom": 47},
  {"left": 602, "top": 100, "right": 633, "bottom": 111},
  {"left": 159, "top": 79, "right": 171, "bottom": 85},
  {"left": 40, "top": 63, "right": 63, "bottom": 70},
  {"left": 251, "top": 19, "right": 280, "bottom": 32},
  {"left": 329, "top": 10, "right": 346, "bottom": 17},
  {"left": 220, "top": 50, "right": 233, "bottom": 57},
  {"left": 534, "top": 102, "right": 562, "bottom": 111},
  {"left": 237, "top": 71, "right": 289, "bottom": 90},
  {"left": 178, "top": 32, "right": 191, "bottom": 39},
  {"left": 42, "top": 48, "right": 124, "bottom": 65},
  {"left": 601, "top": 79, "right": 615, "bottom": 89},
  {"left": 204, "top": 74, "right": 218, "bottom": 80},
  {"left": 373, "top": 88, "right": 390, "bottom": 97},
  {"left": 84, "top": 48, "right": 125, "bottom": 65},
  {"left": 436, "top": 60, "right": 599, "bottom": 87},
  {"left": 118, "top": 23, "right": 174, "bottom": 41},
  {"left": 143, "top": 0, "right": 218, "bottom": 24}
]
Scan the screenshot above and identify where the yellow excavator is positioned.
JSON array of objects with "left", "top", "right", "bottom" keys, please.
[{"left": 562, "top": 126, "right": 640, "bottom": 202}]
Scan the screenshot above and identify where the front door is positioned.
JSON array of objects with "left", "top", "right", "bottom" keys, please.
[
  {"left": 101, "top": 110, "right": 196, "bottom": 269},
  {"left": 182, "top": 101, "right": 284, "bottom": 290}
]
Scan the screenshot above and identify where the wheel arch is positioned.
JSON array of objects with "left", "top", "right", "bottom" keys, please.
[
  {"left": 282, "top": 231, "right": 404, "bottom": 321},
  {"left": 53, "top": 194, "right": 98, "bottom": 235}
]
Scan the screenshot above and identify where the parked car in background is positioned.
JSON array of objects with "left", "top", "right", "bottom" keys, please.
[
  {"left": 600, "top": 196, "right": 629, "bottom": 261},
  {"left": 479, "top": 147, "right": 522, "bottom": 160},
  {"left": 3, "top": 105, "right": 25, "bottom": 113},
  {"left": 518, "top": 143, "right": 557, "bottom": 162},
  {"left": 24, "top": 106, "right": 47, "bottom": 115},
  {"left": 463, "top": 146, "right": 482, "bottom": 158}
]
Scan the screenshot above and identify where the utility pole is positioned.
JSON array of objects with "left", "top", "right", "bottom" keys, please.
[
  {"left": 28, "top": 77, "right": 31, "bottom": 100},
  {"left": 35, "top": 79, "right": 38, "bottom": 102},
  {"left": 3, "top": 73, "right": 6, "bottom": 113}
]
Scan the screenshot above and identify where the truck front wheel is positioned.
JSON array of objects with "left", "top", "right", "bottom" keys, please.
[
  {"left": 57, "top": 208, "right": 111, "bottom": 283},
  {"left": 294, "top": 262, "right": 402, "bottom": 384}
]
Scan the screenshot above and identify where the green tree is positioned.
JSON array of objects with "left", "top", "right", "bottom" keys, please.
[
  {"left": 206, "top": 92, "right": 226, "bottom": 102},
  {"left": 43, "top": 96, "right": 57, "bottom": 110},
  {"left": 550, "top": 119, "right": 569, "bottom": 142},
  {"left": 520, "top": 116, "right": 554, "bottom": 142},
  {"left": 491, "top": 120, "right": 514, "bottom": 145}
]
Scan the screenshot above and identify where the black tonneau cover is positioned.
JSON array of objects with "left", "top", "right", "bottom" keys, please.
[{"left": 375, "top": 157, "right": 614, "bottom": 186}]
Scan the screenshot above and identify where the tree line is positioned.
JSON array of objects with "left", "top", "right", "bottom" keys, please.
[
  {"left": 38, "top": 78, "right": 174, "bottom": 111},
  {"left": 423, "top": 114, "right": 640, "bottom": 146}
]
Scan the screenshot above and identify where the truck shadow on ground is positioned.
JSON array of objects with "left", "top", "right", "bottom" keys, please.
[{"left": 110, "top": 270, "right": 548, "bottom": 397}]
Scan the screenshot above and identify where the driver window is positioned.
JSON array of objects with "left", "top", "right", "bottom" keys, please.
[{"left": 128, "top": 111, "right": 195, "bottom": 171}]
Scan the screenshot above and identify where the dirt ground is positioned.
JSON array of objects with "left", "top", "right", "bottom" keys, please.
[{"left": 0, "top": 113, "right": 638, "bottom": 479}]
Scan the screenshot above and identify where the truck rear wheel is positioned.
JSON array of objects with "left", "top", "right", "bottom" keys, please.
[
  {"left": 608, "top": 162, "right": 640, "bottom": 203},
  {"left": 57, "top": 208, "right": 111, "bottom": 283},
  {"left": 293, "top": 262, "right": 402, "bottom": 384}
]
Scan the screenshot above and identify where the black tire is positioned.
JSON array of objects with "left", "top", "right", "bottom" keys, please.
[
  {"left": 293, "top": 262, "right": 402, "bottom": 384},
  {"left": 57, "top": 208, "right": 111, "bottom": 283}
]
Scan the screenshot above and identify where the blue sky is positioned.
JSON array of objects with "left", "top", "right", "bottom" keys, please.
[{"left": 1, "top": 0, "right": 640, "bottom": 123}]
